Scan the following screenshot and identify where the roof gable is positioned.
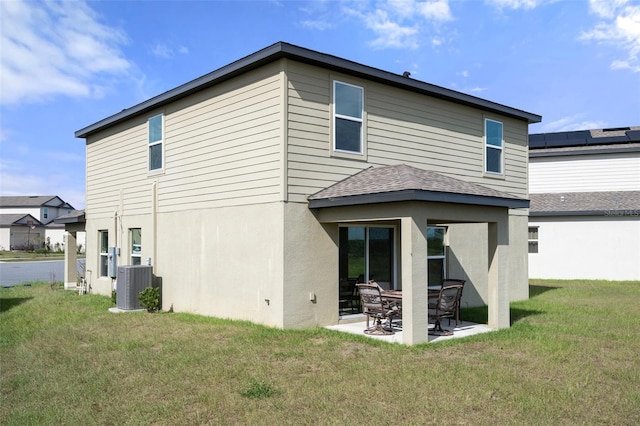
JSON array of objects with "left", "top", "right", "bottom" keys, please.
[
  {"left": 0, "top": 214, "right": 43, "bottom": 227},
  {"left": 308, "top": 164, "right": 529, "bottom": 209},
  {"left": 76, "top": 42, "right": 541, "bottom": 138}
]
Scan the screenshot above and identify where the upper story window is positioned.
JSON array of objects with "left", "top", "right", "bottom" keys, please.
[
  {"left": 148, "top": 114, "right": 163, "bottom": 171},
  {"left": 333, "top": 81, "right": 363, "bottom": 155},
  {"left": 43, "top": 207, "right": 48, "bottom": 219},
  {"left": 485, "top": 119, "right": 503, "bottom": 174}
]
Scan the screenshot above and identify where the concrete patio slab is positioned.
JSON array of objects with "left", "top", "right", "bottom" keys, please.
[{"left": 326, "top": 319, "right": 493, "bottom": 344}]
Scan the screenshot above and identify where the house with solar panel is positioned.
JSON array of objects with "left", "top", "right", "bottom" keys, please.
[
  {"left": 528, "top": 127, "right": 640, "bottom": 280},
  {"left": 73, "top": 42, "right": 541, "bottom": 344}
]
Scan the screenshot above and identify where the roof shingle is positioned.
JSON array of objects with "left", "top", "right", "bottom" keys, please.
[{"left": 308, "top": 164, "right": 529, "bottom": 209}]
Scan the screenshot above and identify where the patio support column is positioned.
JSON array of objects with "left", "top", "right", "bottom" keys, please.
[
  {"left": 487, "top": 214, "right": 510, "bottom": 329},
  {"left": 400, "top": 207, "right": 429, "bottom": 345},
  {"left": 64, "top": 230, "right": 78, "bottom": 289}
]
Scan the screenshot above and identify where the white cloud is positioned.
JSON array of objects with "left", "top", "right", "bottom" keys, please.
[
  {"left": 300, "top": 19, "right": 334, "bottom": 30},
  {"left": 151, "top": 42, "right": 190, "bottom": 59},
  {"left": 417, "top": 0, "right": 453, "bottom": 21},
  {"left": 486, "top": 0, "right": 547, "bottom": 10},
  {"left": 468, "top": 86, "right": 488, "bottom": 93},
  {"left": 581, "top": 0, "right": 640, "bottom": 72},
  {"left": 344, "top": 0, "right": 453, "bottom": 50},
  {"left": 541, "top": 115, "right": 607, "bottom": 132},
  {"left": 0, "top": 145, "right": 85, "bottom": 208},
  {"left": 0, "top": 0, "right": 131, "bottom": 105}
]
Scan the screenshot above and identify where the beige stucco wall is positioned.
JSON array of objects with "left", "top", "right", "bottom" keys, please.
[
  {"left": 156, "top": 202, "right": 285, "bottom": 327},
  {"left": 282, "top": 202, "right": 338, "bottom": 328},
  {"left": 447, "top": 209, "right": 529, "bottom": 309}
]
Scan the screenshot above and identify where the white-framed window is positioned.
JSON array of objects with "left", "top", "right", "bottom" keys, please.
[
  {"left": 148, "top": 114, "right": 163, "bottom": 171},
  {"left": 333, "top": 81, "right": 363, "bottom": 155},
  {"left": 99, "top": 230, "right": 109, "bottom": 277},
  {"left": 130, "top": 228, "right": 141, "bottom": 265},
  {"left": 528, "top": 226, "right": 539, "bottom": 254},
  {"left": 427, "top": 226, "right": 447, "bottom": 287},
  {"left": 485, "top": 118, "right": 503, "bottom": 174}
]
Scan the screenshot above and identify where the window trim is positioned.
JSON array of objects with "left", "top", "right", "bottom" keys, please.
[
  {"left": 332, "top": 80, "right": 365, "bottom": 158},
  {"left": 99, "top": 230, "right": 109, "bottom": 277},
  {"left": 484, "top": 118, "right": 504, "bottom": 175},
  {"left": 148, "top": 113, "right": 164, "bottom": 173},
  {"left": 130, "top": 228, "right": 142, "bottom": 265},
  {"left": 427, "top": 226, "right": 447, "bottom": 286}
]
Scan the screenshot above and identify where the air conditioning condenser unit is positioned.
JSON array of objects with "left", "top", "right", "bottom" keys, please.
[{"left": 116, "top": 265, "right": 152, "bottom": 310}]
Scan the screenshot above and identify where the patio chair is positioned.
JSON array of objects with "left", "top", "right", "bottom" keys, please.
[
  {"left": 339, "top": 278, "right": 360, "bottom": 315},
  {"left": 356, "top": 283, "right": 401, "bottom": 335},
  {"left": 441, "top": 279, "right": 466, "bottom": 327},
  {"left": 428, "top": 283, "right": 464, "bottom": 336}
]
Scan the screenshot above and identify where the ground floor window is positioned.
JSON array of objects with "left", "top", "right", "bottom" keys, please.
[
  {"left": 338, "top": 226, "right": 395, "bottom": 315},
  {"left": 99, "top": 230, "right": 109, "bottom": 277},
  {"left": 130, "top": 228, "right": 141, "bottom": 265},
  {"left": 427, "top": 226, "right": 446, "bottom": 287},
  {"left": 528, "top": 226, "right": 539, "bottom": 254}
]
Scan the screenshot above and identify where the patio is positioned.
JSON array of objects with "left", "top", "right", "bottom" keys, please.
[{"left": 326, "top": 319, "right": 493, "bottom": 344}]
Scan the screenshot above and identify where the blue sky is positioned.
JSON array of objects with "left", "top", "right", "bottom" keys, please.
[{"left": 1, "top": 0, "right": 639, "bottom": 209}]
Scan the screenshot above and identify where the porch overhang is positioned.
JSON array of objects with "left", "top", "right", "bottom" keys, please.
[
  {"left": 308, "top": 164, "right": 529, "bottom": 210},
  {"left": 307, "top": 164, "right": 517, "bottom": 345},
  {"left": 308, "top": 189, "right": 529, "bottom": 209}
]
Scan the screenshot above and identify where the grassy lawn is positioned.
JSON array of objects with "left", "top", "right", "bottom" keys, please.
[
  {"left": 1, "top": 280, "right": 639, "bottom": 424},
  {"left": 0, "top": 250, "right": 85, "bottom": 262}
]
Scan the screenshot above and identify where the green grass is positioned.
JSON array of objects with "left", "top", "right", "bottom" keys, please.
[
  {"left": 2, "top": 280, "right": 640, "bottom": 424},
  {"left": 0, "top": 250, "right": 85, "bottom": 262}
]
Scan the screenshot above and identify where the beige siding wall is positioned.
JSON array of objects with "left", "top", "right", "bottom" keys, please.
[
  {"left": 86, "top": 63, "right": 285, "bottom": 220},
  {"left": 530, "top": 152, "right": 640, "bottom": 193},
  {"left": 84, "top": 63, "right": 287, "bottom": 298},
  {"left": 285, "top": 61, "right": 530, "bottom": 202}
]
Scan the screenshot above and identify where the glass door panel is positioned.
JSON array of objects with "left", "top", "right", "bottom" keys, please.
[
  {"left": 338, "top": 226, "right": 395, "bottom": 316},
  {"left": 368, "top": 227, "right": 394, "bottom": 290}
]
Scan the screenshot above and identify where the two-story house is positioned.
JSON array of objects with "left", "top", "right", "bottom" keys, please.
[
  {"left": 75, "top": 42, "right": 541, "bottom": 344},
  {"left": 528, "top": 127, "right": 640, "bottom": 281},
  {"left": 0, "top": 195, "right": 79, "bottom": 251}
]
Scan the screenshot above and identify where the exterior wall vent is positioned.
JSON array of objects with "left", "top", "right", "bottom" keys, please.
[{"left": 116, "top": 265, "right": 152, "bottom": 310}]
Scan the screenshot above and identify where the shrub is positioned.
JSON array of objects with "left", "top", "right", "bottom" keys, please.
[{"left": 139, "top": 287, "right": 160, "bottom": 313}]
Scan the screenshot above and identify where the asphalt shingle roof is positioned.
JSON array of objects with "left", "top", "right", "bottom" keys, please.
[
  {"left": 308, "top": 164, "right": 529, "bottom": 209},
  {"left": 0, "top": 214, "right": 43, "bottom": 227},
  {"left": 0, "top": 196, "right": 66, "bottom": 208},
  {"left": 529, "top": 191, "right": 640, "bottom": 216}
]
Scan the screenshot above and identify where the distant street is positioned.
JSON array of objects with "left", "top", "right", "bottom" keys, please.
[{"left": 0, "top": 260, "right": 65, "bottom": 287}]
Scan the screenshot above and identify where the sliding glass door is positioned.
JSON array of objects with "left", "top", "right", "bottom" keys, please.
[{"left": 338, "top": 226, "right": 395, "bottom": 315}]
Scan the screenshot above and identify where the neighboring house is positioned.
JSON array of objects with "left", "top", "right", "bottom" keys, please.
[
  {"left": 74, "top": 42, "right": 541, "bottom": 344},
  {"left": 0, "top": 214, "right": 44, "bottom": 251},
  {"left": 0, "top": 196, "right": 85, "bottom": 251},
  {"left": 528, "top": 127, "right": 640, "bottom": 281}
]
